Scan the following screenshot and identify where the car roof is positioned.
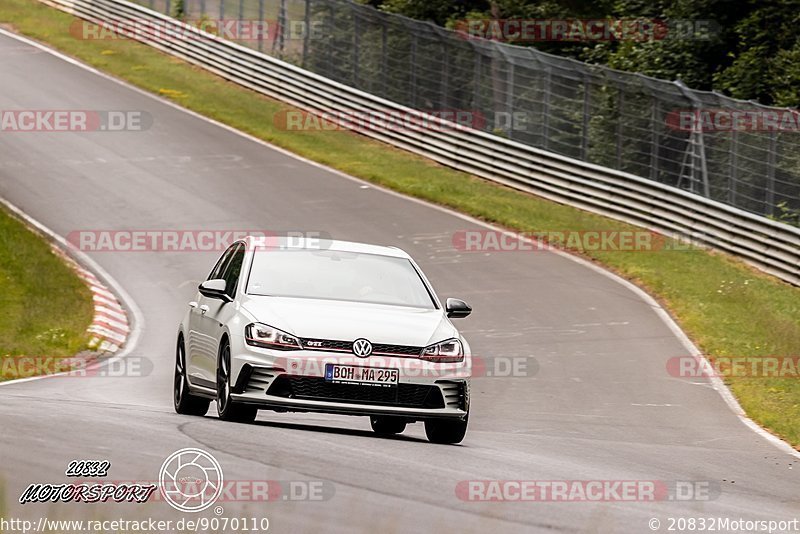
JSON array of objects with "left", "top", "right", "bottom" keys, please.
[{"left": 242, "top": 235, "right": 411, "bottom": 259}]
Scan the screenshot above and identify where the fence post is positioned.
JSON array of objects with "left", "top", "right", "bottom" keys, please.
[
  {"left": 766, "top": 131, "right": 777, "bottom": 216},
  {"left": 257, "top": 0, "right": 264, "bottom": 53},
  {"left": 542, "top": 68, "right": 551, "bottom": 150},
  {"left": 380, "top": 24, "right": 387, "bottom": 97},
  {"left": 473, "top": 50, "right": 482, "bottom": 112},
  {"left": 581, "top": 72, "right": 590, "bottom": 160},
  {"left": 616, "top": 89, "right": 624, "bottom": 169},
  {"left": 302, "top": 0, "right": 310, "bottom": 68},
  {"left": 410, "top": 32, "right": 417, "bottom": 108},
  {"left": 505, "top": 62, "right": 514, "bottom": 139},
  {"left": 650, "top": 98, "right": 660, "bottom": 181},
  {"left": 275, "top": 0, "right": 286, "bottom": 57},
  {"left": 352, "top": 4, "right": 359, "bottom": 87},
  {"left": 729, "top": 128, "right": 738, "bottom": 206},
  {"left": 440, "top": 37, "right": 449, "bottom": 110}
]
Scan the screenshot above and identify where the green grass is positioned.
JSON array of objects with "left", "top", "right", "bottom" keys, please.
[
  {"left": 0, "top": 205, "right": 93, "bottom": 380},
  {"left": 1, "top": 0, "right": 799, "bottom": 445}
]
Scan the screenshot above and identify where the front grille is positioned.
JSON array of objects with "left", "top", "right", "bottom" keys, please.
[
  {"left": 299, "top": 338, "right": 352, "bottom": 352},
  {"left": 299, "top": 337, "right": 423, "bottom": 357},
  {"left": 372, "top": 343, "right": 422, "bottom": 356},
  {"left": 267, "top": 376, "right": 444, "bottom": 409}
]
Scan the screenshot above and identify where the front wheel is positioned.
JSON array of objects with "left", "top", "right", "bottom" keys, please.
[
  {"left": 174, "top": 335, "right": 210, "bottom": 416},
  {"left": 216, "top": 339, "right": 258, "bottom": 423},
  {"left": 424, "top": 414, "right": 468, "bottom": 444}
]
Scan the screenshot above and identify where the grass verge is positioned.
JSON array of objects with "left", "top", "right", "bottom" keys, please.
[
  {"left": 1, "top": 0, "right": 799, "bottom": 445},
  {"left": 0, "top": 204, "right": 94, "bottom": 380}
]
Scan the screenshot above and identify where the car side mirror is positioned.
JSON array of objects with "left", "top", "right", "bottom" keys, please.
[
  {"left": 198, "top": 279, "right": 232, "bottom": 302},
  {"left": 445, "top": 298, "right": 472, "bottom": 318}
]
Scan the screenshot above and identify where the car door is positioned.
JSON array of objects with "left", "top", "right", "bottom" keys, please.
[
  {"left": 195, "top": 242, "right": 246, "bottom": 385},
  {"left": 186, "top": 244, "right": 236, "bottom": 388}
]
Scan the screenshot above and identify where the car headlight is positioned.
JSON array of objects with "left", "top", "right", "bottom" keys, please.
[
  {"left": 420, "top": 338, "right": 464, "bottom": 363},
  {"left": 245, "top": 322, "right": 301, "bottom": 350}
]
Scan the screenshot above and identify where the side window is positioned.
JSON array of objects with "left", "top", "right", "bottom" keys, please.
[
  {"left": 221, "top": 243, "right": 245, "bottom": 297},
  {"left": 208, "top": 244, "right": 237, "bottom": 281}
]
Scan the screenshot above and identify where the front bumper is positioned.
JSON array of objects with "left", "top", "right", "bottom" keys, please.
[{"left": 229, "top": 344, "right": 470, "bottom": 420}]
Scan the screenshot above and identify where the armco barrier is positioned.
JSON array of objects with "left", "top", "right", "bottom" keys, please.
[{"left": 40, "top": 0, "right": 800, "bottom": 285}]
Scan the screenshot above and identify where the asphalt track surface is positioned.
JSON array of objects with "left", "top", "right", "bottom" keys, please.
[{"left": 0, "top": 31, "right": 797, "bottom": 533}]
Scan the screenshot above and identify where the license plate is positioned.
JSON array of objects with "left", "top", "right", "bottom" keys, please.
[{"left": 324, "top": 364, "right": 399, "bottom": 387}]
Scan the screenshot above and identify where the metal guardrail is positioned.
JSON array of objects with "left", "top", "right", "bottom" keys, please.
[{"left": 41, "top": 0, "right": 800, "bottom": 285}]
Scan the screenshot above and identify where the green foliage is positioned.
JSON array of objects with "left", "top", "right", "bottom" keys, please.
[{"left": 365, "top": 0, "right": 800, "bottom": 104}]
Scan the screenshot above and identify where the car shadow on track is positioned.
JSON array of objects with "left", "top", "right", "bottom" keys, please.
[{"left": 244, "top": 418, "right": 430, "bottom": 444}]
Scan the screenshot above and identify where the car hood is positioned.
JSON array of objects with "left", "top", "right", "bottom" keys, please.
[{"left": 240, "top": 296, "right": 456, "bottom": 347}]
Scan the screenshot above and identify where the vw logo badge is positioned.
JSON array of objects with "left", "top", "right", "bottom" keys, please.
[{"left": 352, "top": 338, "right": 373, "bottom": 358}]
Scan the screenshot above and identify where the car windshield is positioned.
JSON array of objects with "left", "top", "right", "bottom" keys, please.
[{"left": 246, "top": 248, "right": 436, "bottom": 309}]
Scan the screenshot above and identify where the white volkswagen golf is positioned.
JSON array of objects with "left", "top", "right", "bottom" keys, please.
[{"left": 174, "top": 236, "right": 473, "bottom": 443}]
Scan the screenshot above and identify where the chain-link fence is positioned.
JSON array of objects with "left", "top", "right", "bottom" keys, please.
[{"left": 133, "top": 0, "right": 800, "bottom": 223}]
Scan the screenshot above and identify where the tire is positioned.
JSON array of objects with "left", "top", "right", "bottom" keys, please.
[
  {"left": 216, "top": 338, "right": 258, "bottom": 423},
  {"left": 424, "top": 415, "right": 468, "bottom": 444},
  {"left": 370, "top": 416, "right": 407, "bottom": 435},
  {"left": 174, "top": 335, "right": 210, "bottom": 416}
]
